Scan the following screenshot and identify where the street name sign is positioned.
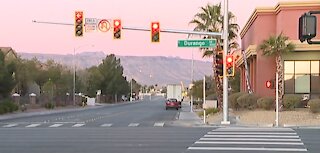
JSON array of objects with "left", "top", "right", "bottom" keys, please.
[{"left": 178, "top": 39, "right": 216, "bottom": 48}]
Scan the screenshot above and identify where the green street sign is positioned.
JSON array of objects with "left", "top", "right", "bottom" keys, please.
[{"left": 178, "top": 39, "right": 216, "bottom": 48}]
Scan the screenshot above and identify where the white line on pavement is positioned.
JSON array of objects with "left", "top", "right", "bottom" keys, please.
[
  {"left": 204, "top": 135, "right": 299, "bottom": 138},
  {"left": 101, "top": 124, "right": 113, "bottom": 127},
  {"left": 72, "top": 123, "right": 85, "bottom": 127},
  {"left": 49, "top": 124, "right": 63, "bottom": 128},
  {"left": 154, "top": 122, "right": 165, "bottom": 127},
  {"left": 188, "top": 147, "right": 307, "bottom": 152},
  {"left": 200, "top": 138, "right": 302, "bottom": 141},
  {"left": 2, "top": 124, "right": 18, "bottom": 128},
  {"left": 25, "top": 124, "right": 41, "bottom": 128},
  {"left": 207, "top": 132, "right": 297, "bottom": 135},
  {"left": 195, "top": 141, "right": 304, "bottom": 145},
  {"left": 215, "top": 128, "right": 294, "bottom": 131},
  {"left": 128, "top": 123, "right": 139, "bottom": 127}
]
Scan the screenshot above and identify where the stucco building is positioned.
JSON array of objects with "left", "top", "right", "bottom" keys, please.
[{"left": 235, "top": 1, "right": 320, "bottom": 99}]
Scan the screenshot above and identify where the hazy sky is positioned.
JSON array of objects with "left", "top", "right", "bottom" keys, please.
[{"left": 0, "top": 0, "right": 304, "bottom": 60}]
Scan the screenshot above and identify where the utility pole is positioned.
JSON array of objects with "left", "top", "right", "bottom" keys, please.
[
  {"left": 203, "top": 76, "right": 206, "bottom": 124},
  {"left": 221, "top": 0, "right": 230, "bottom": 125}
]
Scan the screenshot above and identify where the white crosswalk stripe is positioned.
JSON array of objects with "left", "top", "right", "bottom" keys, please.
[
  {"left": 25, "top": 124, "right": 41, "bottom": 128},
  {"left": 188, "top": 127, "right": 308, "bottom": 152},
  {"left": 128, "top": 123, "right": 139, "bottom": 127},
  {"left": 72, "top": 123, "right": 85, "bottom": 127},
  {"left": 154, "top": 122, "right": 165, "bottom": 127},
  {"left": 49, "top": 124, "right": 63, "bottom": 128},
  {"left": 100, "top": 124, "right": 113, "bottom": 127},
  {"left": 2, "top": 124, "right": 18, "bottom": 128}
]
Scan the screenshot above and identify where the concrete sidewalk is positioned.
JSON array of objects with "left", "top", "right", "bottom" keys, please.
[{"left": 169, "top": 102, "right": 206, "bottom": 127}]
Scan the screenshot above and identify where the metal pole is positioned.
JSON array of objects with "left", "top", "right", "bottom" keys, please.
[
  {"left": 130, "top": 78, "right": 133, "bottom": 102},
  {"left": 73, "top": 48, "right": 76, "bottom": 105},
  {"left": 190, "top": 49, "right": 194, "bottom": 112},
  {"left": 276, "top": 72, "right": 279, "bottom": 127},
  {"left": 221, "top": 0, "right": 230, "bottom": 125},
  {"left": 203, "top": 76, "right": 206, "bottom": 124}
]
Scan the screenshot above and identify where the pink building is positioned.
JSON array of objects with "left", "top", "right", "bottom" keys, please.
[{"left": 236, "top": 1, "right": 320, "bottom": 99}]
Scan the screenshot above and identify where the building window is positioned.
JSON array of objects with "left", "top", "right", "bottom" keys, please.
[{"left": 284, "top": 60, "right": 320, "bottom": 94}]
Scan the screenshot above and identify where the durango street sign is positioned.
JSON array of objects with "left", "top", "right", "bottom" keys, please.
[{"left": 178, "top": 39, "right": 216, "bottom": 48}]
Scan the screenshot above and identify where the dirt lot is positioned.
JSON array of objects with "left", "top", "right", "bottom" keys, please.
[{"left": 205, "top": 108, "right": 320, "bottom": 126}]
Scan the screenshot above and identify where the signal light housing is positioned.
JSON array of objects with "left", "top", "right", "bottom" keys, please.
[
  {"left": 75, "top": 11, "right": 84, "bottom": 37},
  {"left": 226, "top": 55, "right": 235, "bottom": 77},
  {"left": 151, "top": 22, "right": 160, "bottom": 43},
  {"left": 113, "top": 19, "right": 122, "bottom": 39},
  {"left": 215, "top": 52, "right": 223, "bottom": 77}
]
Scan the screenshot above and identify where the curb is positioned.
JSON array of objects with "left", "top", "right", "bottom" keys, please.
[{"left": 283, "top": 124, "right": 320, "bottom": 129}]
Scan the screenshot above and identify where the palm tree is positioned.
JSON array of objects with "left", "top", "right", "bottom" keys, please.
[
  {"left": 258, "top": 33, "right": 295, "bottom": 110},
  {"left": 189, "top": 3, "right": 239, "bottom": 109}
]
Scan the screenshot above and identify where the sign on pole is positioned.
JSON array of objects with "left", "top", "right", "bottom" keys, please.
[
  {"left": 178, "top": 39, "right": 216, "bottom": 48},
  {"left": 98, "top": 19, "right": 111, "bottom": 32},
  {"left": 85, "top": 18, "right": 97, "bottom": 32}
]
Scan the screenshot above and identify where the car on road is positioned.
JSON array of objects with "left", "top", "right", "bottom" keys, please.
[{"left": 165, "top": 98, "right": 180, "bottom": 110}]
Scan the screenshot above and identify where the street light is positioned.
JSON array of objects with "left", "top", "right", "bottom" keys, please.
[{"left": 73, "top": 44, "right": 94, "bottom": 105}]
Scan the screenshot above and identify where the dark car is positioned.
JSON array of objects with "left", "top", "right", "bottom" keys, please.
[{"left": 165, "top": 98, "right": 179, "bottom": 110}]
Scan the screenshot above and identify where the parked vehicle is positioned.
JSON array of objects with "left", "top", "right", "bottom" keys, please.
[{"left": 165, "top": 98, "right": 179, "bottom": 110}]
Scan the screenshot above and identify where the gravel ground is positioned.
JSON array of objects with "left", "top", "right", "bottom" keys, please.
[{"left": 205, "top": 108, "right": 320, "bottom": 126}]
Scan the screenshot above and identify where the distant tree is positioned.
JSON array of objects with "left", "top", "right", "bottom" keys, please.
[
  {"left": 0, "top": 51, "right": 16, "bottom": 100},
  {"left": 229, "top": 70, "right": 240, "bottom": 94}
]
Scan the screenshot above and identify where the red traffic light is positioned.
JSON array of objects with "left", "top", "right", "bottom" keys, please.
[
  {"left": 75, "top": 11, "right": 84, "bottom": 37},
  {"left": 266, "top": 80, "right": 272, "bottom": 88},
  {"left": 113, "top": 19, "right": 121, "bottom": 39},
  {"left": 226, "top": 55, "right": 234, "bottom": 77},
  {"left": 226, "top": 55, "right": 233, "bottom": 64},
  {"left": 151, "top": 22, "right": 160, "bottom": 42},
  {"left": 266, "top": 80, "right": 275, "bottom": 89}
]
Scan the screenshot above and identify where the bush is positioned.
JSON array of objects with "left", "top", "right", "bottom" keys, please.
[
  {"left": 308, "top": 99, "right": 320, "bottom": 113},
  {"left": 44, "top": 103, "right": 55, "bottom": 109},
  {"left": 0, "top": 99, "right": 19, "bottom": 114},
  {"left": 283, "top": 94, "right": 301, "bottom": 110},
  {"left": 229, "top": 92, "right": 245, "bottom": 110},
  {"left": 257, "top": 97, "right": 274, "bottom": 110},
  {"left": 198, "top": 108, "right": 219, "bottom": 116},
  {"left": 237, "top": 93, "right": 259, "bottom": 110}
]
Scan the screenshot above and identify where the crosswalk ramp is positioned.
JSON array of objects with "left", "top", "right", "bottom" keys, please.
[
  {"left": 188, "top": 127, "right": 307, "bottom": 152},
  {"left": 0, "top": 122, "right": 166, "bottom": 128}
]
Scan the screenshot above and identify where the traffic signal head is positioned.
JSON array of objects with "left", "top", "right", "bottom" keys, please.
[
  {"left": 226, "top": 55, "right": 234, "bottom": 77},
  {"left": 75, "top": 11, "right": 84, "bottom": 37},
  {"left": 215, "top": 52, "right": 223, "bottom": 77},
  {"left": 113, "top": 19, "right": 122, "bottom": 39},
  {"left": 151, "top": 22, "right": 160, "bottom": 43},
  {"left": 299, "top": 13, "right": 317, "bottom": 42}
]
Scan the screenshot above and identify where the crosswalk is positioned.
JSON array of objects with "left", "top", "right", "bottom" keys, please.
[
  {"left": 0, "top": 122, "right": 167, "bottom": 128},
  {"left": 188, "top": 127, "right": 308, "bottom": 152}
]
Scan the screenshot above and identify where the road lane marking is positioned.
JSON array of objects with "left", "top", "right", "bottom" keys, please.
[
  {"left": 204, "top": 135, "right": 299, "bottom": 138},
  {"left": 101, "top": 124, "right": 113, "bottom": 127},
  {"left": 199, "top": 138, "right": 302, "bottom": 141},
  {"left": 25, "top": 124, "right": 41, "bottom": 128},
  {"left": 128, "top": 123, "right": 139, "bottom": 127},
  {"left": 49, "top": 124, "right": 63, "bottom": 128},
  {"left": 154, "top": 122, "right": 165, "bottom": 127},
  {"left": 2, "top": 124, "right": 18, "bottom": 128},
  {"left": 188, "top": 147, "right": 307, "bottom": 152},
  {"left": 215, "top": 127, "right": 294, "bottom": 131},
  {"left": 207, "top": 132, "right": 297, "bottom": 135},
  {"left": 72, "top": 123, "right": 85, "bottom": 127},
  {"left": 195, "top": 141, "right": 304, "bottom": 145}
]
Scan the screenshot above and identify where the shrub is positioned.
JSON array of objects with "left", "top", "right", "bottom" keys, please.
[
  {"left": 283, "top": 94, "right": 301, "bottom": 110},
  {"left": 198, "top": 108, "right": 219, "bottom": 116},
  {"left": 229, "top": 92, "right": 245, "bottom": 110},
  {"left": 257, "top": 97, "right": 274, "bottom": 110},
  {"left": 237, "top": 93, "right": 259, "bottom": 110},
  {"left": 0, "top": 99, "right": 19, "bottom": 114},
  {"left": 44, "top": 103, "right": 55, "bottom": 109},
  {"left": 308, "top": 99, "right": 320, "bottom": 113}
]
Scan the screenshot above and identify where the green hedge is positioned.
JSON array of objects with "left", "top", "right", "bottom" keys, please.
[
  {"left": 198, "top": 108, "right": 219, "bottom": 116},
  {"left": 257, "top": 97, "right": 274, "bottom": 110},
  {"left": 308, "top": 99, "right": 320, "bottom": 113},
  {"left": 0, "top": 99, "right": 19, "bottom": 114},
  {"left": 237, "top": 93, "right": 259, "bottom": 110},
  {"left": 283, "top": 94, "right": 301, "bottom": 110},
  {"left": 229, "top": 92, "right": 245, "bottom": 110},
  {"left": 44, "top": 103, "right": 55, "bottom": 109}
]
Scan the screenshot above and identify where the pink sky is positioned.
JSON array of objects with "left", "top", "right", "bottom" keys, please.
[{"left": 0, "top": 0, "right": 303, "bottom": 60}]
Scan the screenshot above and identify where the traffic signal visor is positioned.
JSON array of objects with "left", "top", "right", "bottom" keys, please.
[
  {"left": 113, "top": 19, "right": 122, "bottom": 39},
  {"left": 151, "top": 22, "right": 160, "bottom": 43}
]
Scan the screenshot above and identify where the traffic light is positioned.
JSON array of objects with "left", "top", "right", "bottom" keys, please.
[
  {"left": 215, "top": 52, "right": 223, "bottom": 77},
  {"left": 75, "top": 11, "right": 84, "bottom": 37},
  {"left": 299, "top": 13, "right": 317, "bottom": 43},
  {"left": 266, "top": 80, "right": 275, "bottom": 89},
  {"left": 226, "top": 55, "right": 235, "bottom": 77},
  {"left": 113, "top": 19, "right": 121, "bottom": 39},
  {"left": 151, "top": 22, "right": 160, "bottom": 43}
]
